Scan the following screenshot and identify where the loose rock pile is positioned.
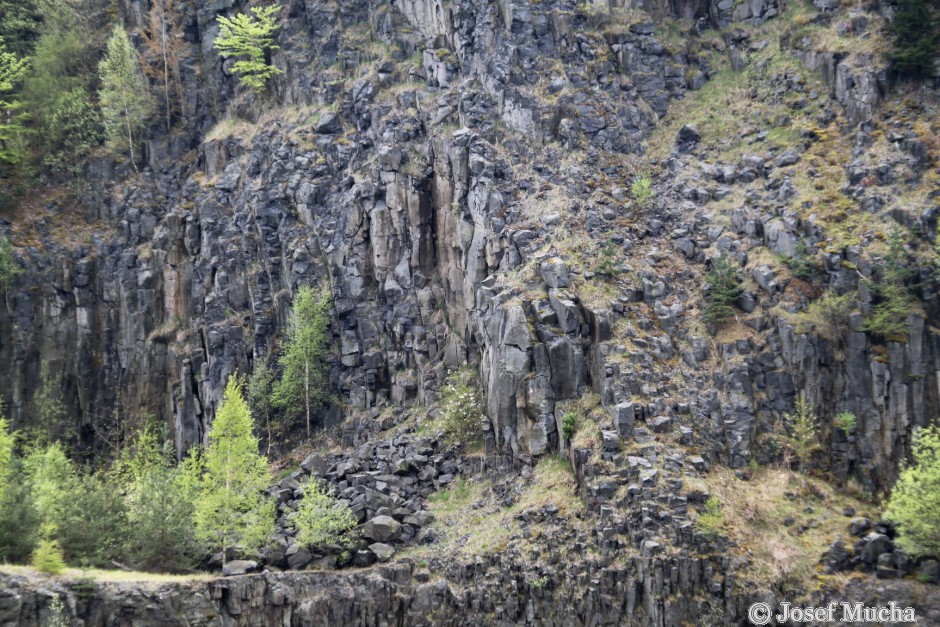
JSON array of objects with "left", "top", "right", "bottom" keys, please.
[{"left": 261, "top": 432, "right": 467, "bottom": 571}]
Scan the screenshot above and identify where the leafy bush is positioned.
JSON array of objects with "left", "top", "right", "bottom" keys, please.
[
  {"left": 594, "top": 241, "right": 620, "bottom": 279},
  {"left": 437, "top": 368, "right": 484, "bottom": 446},
  {"left": 800, "top": 291, "right": 854, "bottom": 343},
  {"left": 293, "top": 479, "right": 358, "bottom": 551},
  {"left": 703, "top": 254, "right": 740, "bottom": 325},
  {"left": 834, "top": 411, "right": 857, "bottom": 433},
  {"left": 884, "top": 425, "right": 940, "bottom": 557},
  {"left": 561, "top": 412, "right": 577, "bottom": 441},
  {"left": 695, "top": 496, "right": 724, "bottom": 539},
  {"left": 631, "top": 176, "right": 653, "bottom": 208}
]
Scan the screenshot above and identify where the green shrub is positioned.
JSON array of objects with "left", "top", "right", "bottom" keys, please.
[
  {"left": 800, "top": 291, "right": 854, "bottom": 343},
  {"left": 594, "top": 242, "right": 620, "bottom": 279},
  {"left": 561, "top": 412, "right": 577, "bottom": 441},
  {"left": 695, "top": 496, "right": 724, "bottom": 539},
  {"left": 703, "top": 254, "right": 740, "bottom": 325},
  {"left": 834, "top": 411, "right": 857, "bottom": 433},
  {"left": 437, "top": 368, "right": 483, "bottom": 446},
  {"left": 293, "top": 479, "right": 358, "bottom": 551},
  {"left": 0, "top": 236, "right": 18, "bottom": 292},
  {"left": 784, "top": 393, "right": 819, "bottom": 473},
  {"left": 31, "top": 533, "right": 66, "bottom": 574},
  {"left": 884, "top": 424, "right": 940, "bottom": 557},
  {"left": 631, "top": 176, "right": 653, "bottom": 208},
  {"left": 783, "top": 239, "right": 822, "bottom": 281}
]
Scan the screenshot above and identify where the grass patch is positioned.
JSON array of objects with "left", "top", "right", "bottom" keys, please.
[{"left": 700, "top": 466, "right": 874, "bottom": 590}]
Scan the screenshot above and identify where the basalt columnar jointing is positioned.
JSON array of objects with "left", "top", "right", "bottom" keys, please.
[{"left": 1, "top": 0, "right": 940, "bottom": 624}]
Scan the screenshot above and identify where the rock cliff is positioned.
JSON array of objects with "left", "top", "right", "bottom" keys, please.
[{"left": 2, "top": 0, "right": 940, "bottom": 623}]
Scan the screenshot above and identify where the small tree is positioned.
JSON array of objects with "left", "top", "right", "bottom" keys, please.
[
  {"left": 213, "top": 5, "right": 283, "bottom": 92},
  {"left": 293, "top": 479, "right": 357, "bottom": 551},
  {"left": 703, "top": 254, "right": 740, "bottom": 325},
  {"left": 864, "top": 230, "right": 912, "bottom": 340},
  {"left": 631, "top": 176, "right": 653, "bottom": 209},
  {"left": 31, "top": 526, "right": 66, "bottom": 574},
  {"left": 0, "top": 237, "right": 18, "bottom": 293},
  {"left": 34, "top": 360, "right": 66, "bottom": 443},
  {"left": 272, "top": 286, "right": 331, "bottom": 437},
  {"left": 888, "top": 0, "right": 939, "bottom": 78},
  {"left": 884, "top": 424, "right": 940, "bottom": 557},
  {"left": 98, "top": 24, "right": 152, "bottom": 170},
  {"left": 122, "top": 429, "right": 199, "bottom": 571},
  {"left": 22, "top": 441, "right": 74, "bottom": 529},
  {"left": 437, "top": 368, "right": 483, "bottom": 446},
  {"left": 56, "top": 470, "right": 126, "bottom": 566},
  {"left": 248, "top": 358, "right": 277, "bottom": 454},
  {"left": 0, "top": 37, "right": 30, "bottom": 175},
  {"left": 141, "top": 0, "right": 185, "bottom": 130},
  {"left": 784, "top": 393, "right": 819, "bottom": 474},
  {"left": 42, "top": 88, "right": 101, "bottom": 178},
  {"left": 191, "top": 376, "right": 274, "bottom": 566}
]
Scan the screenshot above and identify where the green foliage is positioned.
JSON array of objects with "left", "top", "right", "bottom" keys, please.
[
  {"left": 695, "top": 496, "right": 724, "bottom": 539},
  {"left": 0, "top": 471, "right": 40, "bottom": 562},
  {"left": 782, "top": 239, "right": 822, "bottom": 282},
  {"left": 834, "top": 411, "right": 857, "bottom": 433},
  {"left": 864, "top": 230, "right": 912, "bottom": 340},
  {"left": 98, "top": 24, "right": 152, "bottom": 169},
  {"left": 0, "top": 406, "right": 38, "bottom": 562},
  {"left": 122, "top": 428, "right": 200, "bottom": 571},
  {"left": 888, "top": 0, "right": 939, "bottom": 78},
  {"left": 703, "top": 254, "right": 740, "bottom": 325},
  {"left": 0, "top": 0, "right": 43, "bottom": 57},
  {"left": 0, "top": 236, "right": 18, "bottom": 291},
  {"left": 41, "top": 87, "right": 101, "bottom": 176},
  {"left": 784, "top": 393, "right": 819, "bottom": 473},
  {"left": 272, "top": 285, "right": 331, "bottom": 436},
  {"left": 34, "top": 360, "right": 67, "bottom": 443},
  {"left": 23, "top": 441, "right": 74, "bottom": 530},
  {"left": 561, "top": 412, "right": 577, "bottom": 441},
  {"left": 800, "top": 291, "right": 854, "bottom": 344},
  {"left": 0, "top": 37, "right": 30, "bottom": 176},
  {"left": 631, "top": 176, "right": 653, "bottom": 208},
  {"left": 884, "top": 424, "right": 940, "bottom": 557},
  {"left": 213, "top": 5, "right": 283, "bottom": 92},
  {"left": 56, "top": 470, "right": 126, "bottom": 566},
  {"left": 293, "top": 478, "right": 358, "bottom": 551},
  {"left": 191, "top": 376, "right": 274, "bottom": 565},
  {"left": 437, "top": 368, "right": 483, "bottom": 447},
  {"left": 248, "top": 358, "right": 277, "bottom": 453},
  {"left": 594, "top": 242, "right": 620, "bottom": 279},
  {"left": 31, "top": 534, "right": 66, "bottom": 574}
]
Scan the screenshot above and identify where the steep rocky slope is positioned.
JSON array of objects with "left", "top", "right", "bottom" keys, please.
[{"left": 1, "top": 0, "right": 940, "bottom": 624}]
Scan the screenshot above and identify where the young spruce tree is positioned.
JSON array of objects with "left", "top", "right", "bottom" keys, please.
[{"left": 191, "top": 376, "right": 274, "bottom": 566}]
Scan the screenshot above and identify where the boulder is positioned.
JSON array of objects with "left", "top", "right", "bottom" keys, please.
[
  {"left": 222, "top": 560, "right": 257, "bottom": 576},
  {"left": 362, "top": 515, "right": 402, "bottom": 542},
  {"left": 369, "top": 543, "right": 396, "bottom": 562}
]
